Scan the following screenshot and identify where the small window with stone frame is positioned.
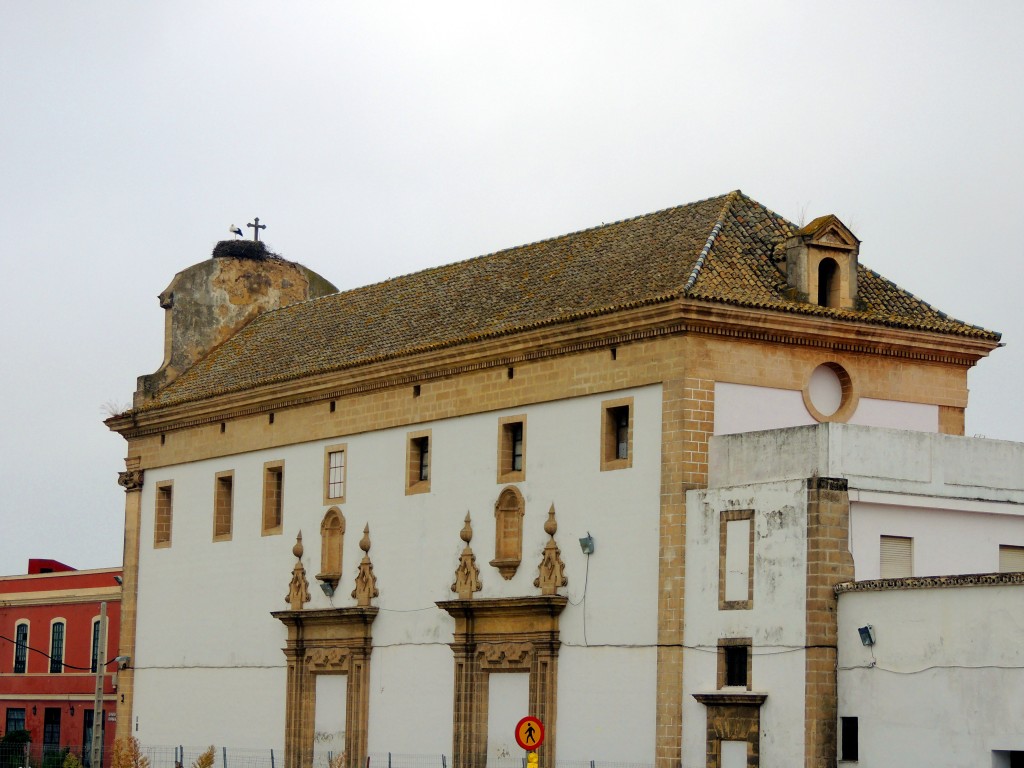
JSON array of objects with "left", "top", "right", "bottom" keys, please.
[
  {"left": 497, "top": 416, "right": 527, "bottom": 483},
  {"left": 323, "top": 444, "right": 347, "bottom": 505},
  {"left": 406, "top": 430, "right": 432, "bottom": 494},
  {"left": 154, "top": 482, "right": 173, "bottom": 547},
  {"left": 600, "top": 397, "right": 634, "bottom": 471},
  {"left": 717, "top": 637, "right": 752, "bottom": 690},
  {"left": 262, "top": 461, "right": 285, "bottom": 535},
  {"left": 213, "top": 471, "right": 234, "bottom": 541}
]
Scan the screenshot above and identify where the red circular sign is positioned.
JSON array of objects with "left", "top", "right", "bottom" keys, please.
[{"left": 515, "top": 716, "right": 544, "bottom": 750}]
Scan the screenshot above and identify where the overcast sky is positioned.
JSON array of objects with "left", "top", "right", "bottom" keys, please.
[{"left": 1, "top": 2, "right": 1022, "bottom": 576}]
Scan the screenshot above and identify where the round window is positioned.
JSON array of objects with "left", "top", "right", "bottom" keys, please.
[{"left": 803, "top": 362, "right": 855, "bottom": 422}]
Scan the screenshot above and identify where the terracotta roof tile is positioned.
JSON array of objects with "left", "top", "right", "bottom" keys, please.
[{"left": 146, "top": 191, "right": 999, "bottom": 408}]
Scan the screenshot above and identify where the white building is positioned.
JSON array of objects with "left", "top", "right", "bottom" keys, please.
[{"left": 106, "top": 193, "right": 1021, "bottom": 768}]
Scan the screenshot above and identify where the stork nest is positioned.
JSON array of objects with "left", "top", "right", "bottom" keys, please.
[{"left": 212, "top": 239, "right": 282, "bottom": 261}]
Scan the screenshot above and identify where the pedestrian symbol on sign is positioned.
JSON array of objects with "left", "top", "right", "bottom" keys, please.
[{"left": 515, "top": 716, "right": 545, "bottom": 751}]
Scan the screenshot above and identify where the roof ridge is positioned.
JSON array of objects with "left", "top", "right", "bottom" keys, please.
[
  {"left": 284, "top": 191, "right": 741, "bottom": 309},
  {"left": 682, "top": 190, "right": 740, "bottom": 294}
]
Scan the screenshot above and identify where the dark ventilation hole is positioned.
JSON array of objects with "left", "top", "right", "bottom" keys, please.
[
  {"left": 507, "top": 367, "right": 514, "bottom": 380},
  {"left": 611, "top": 347, "right": 618, "bottom": 361},
  {"left": 160, "top": 434, "right": 166, "bottom": 446},
  {"left": 329, "top": 401, "right": 336, "bottom": 413},
  {"left": 413, "top": 385, "right": 421, "bottom": 398},
  {"left": 220, "top": 423, "right": 226, "bottom": 434},
  {"left": 269, "top": 412, "right": 275, "bottom": 425}
]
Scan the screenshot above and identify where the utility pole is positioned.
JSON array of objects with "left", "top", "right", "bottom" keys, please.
[{"left": 91, "top": 602, "right": 108, "bottom": 768}]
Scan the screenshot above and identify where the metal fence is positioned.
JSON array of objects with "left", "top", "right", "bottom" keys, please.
[
  {"left": 0, "top": 744, "right": 654, "bottom": 768},
  {"left": 0, "top": 743, "right": 105, "bottom": 768}
]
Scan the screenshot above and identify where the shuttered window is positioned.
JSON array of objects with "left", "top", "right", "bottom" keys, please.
[
  {"left": 880, "top": 535, "right": 913, "bottom": 578},
  {"left": 999, "top": 545, "right": 1024, "bottom": 573}
]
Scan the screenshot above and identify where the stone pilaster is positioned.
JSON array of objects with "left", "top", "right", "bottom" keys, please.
[
  {"left": 804, "top": 477, "right": 854, "bottom": 768},
  {"left": 115, "top": 460, "right": 143, "bottom": 741}
]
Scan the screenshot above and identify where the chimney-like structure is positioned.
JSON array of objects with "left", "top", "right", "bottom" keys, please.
[
  {"left": 135, "top": 239, "right": 337, "bottom": 406},
  {"left": 783, "top": 214, "right": 860, "bottom": 310}
]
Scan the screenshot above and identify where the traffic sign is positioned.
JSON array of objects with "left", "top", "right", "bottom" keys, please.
[{"left": 515, "top": 716, "right": 544, "bottom": 750}]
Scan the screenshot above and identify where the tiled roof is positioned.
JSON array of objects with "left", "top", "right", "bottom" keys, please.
[{"left": 146, "top": 191, "right": 999, "bottom": 408}]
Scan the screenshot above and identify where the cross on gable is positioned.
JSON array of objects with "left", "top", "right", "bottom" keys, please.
[{"left": 247, "top": 217, "right": 267, "bottom": 241}]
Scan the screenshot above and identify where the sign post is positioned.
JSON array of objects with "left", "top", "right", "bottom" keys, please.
[{"left": 515, "top": 715, "right": 545, "bottom": 766}]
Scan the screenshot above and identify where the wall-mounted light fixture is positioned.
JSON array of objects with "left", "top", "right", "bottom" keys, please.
[
  {"left": 32, "top": 705, "right": 37, "bottom": 716},
  {"left": 69, "top": 704, "right": 75, "bottom": 716},
  {"left": 318, "top": 579, "right": 335, "bottom": 598},
  {"left": 857, "top": 625, "right": 876, "bottom": 647},
  {"left": 579, "top": 532, "right": 595, "bottom": 555},
  {"left": 113, "top": 576, "right": 123, "bottom": 585},
  {"left": 115, "top": 655, "right": 131, "bottom": 670}
]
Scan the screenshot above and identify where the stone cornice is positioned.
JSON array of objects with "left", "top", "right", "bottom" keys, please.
[
  {"left": 0, "top": 587, "right": 122, "bottom": 607},
  {"left": 834, "top": 571, "right": 1024, "bottom": 595},
  {"left": 108, "top": 297, "right": 996, "bottom": 438},
  {"left": 692, "top": 692, "right": 768, "bottom": 707},
  {"left": 675, "top": 301, "right": 998, "bottom": 366}
]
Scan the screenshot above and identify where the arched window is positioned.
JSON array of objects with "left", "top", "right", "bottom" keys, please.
[
  {"left": 13, "top": 621, "right": 28, "bottom": 673},
  {"left": 318, "top": 507, "right": 346, "bottom": 587},
  {"left": 817, "top": 258, "right": 840, "bottom": 307},
  {"left": 490, "top": 487, "right": 525, "bottom": 580},
  {"left": 49, "top": 620, "right": 66, "bottom": 673},
  {"left": 91, "top": 618, "right": 102, "bottom": 673}
]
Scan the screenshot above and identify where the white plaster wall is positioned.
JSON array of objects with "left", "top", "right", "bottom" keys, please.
[
  {"left": 132, "top": 667, "right": 285, "bottom": 747},
  {"left": 848, "top": 397, "right": 937, "bottom": 432},
  {"left": 849, "top": 501, "right": 1024, "bottom": 580},
  {"left": 713, "top": 383, "right": 814, "bottom": 435},
  {"left": 713, "top": 383, "right": 938, "bottom": 436},
  {"left": 682, "top": 480, "right": 809, "bottom": 768},
  {"left": 133, "top": 385, "right": 661, "bottom": 755},
  {"left": 837, "top": 584, "right": 1024, "bottom": 766},
  {"left": 709, "top": 424, "right": 1024, "bottom": 503},
  {"left": 556, "top": 646, "right": 657, "bottom": 762}
]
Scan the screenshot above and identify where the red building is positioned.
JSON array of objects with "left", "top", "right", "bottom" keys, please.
[{"left": 0, "top": 559, "right": 121, "bottom": 766}]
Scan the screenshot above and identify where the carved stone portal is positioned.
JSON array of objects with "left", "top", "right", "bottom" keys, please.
[
  {"left": 436, "top": 596, "right": 567, "bottom": 768},
  {"left": 272, "top": 607, "right": 378, "bottom": 768}
]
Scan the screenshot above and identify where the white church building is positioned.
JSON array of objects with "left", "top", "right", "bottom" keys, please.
[{"left": 106, "top": 192, "right": 1024, "bottom": 768}]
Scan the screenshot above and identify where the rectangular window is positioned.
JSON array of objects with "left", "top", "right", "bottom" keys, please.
[
  {"left": 840, "top": 716, "right": 859, "bottom": 761},
  {"left": 600, "top": 397, "right": 633, "bottom": 471},
  {"left": 725, "top": 646, "right": 748, "bottom": 687},
  {"left": 213, "top": 471, "right": 234, "bottom": 541},
  {"left": 497, "top": 416, "right": 527, "bottom": 483},
  {"left": 154, "top": 482, "right": 173, "bottom": 547},
  {"left": 13, "top": 623, "right": 28, "bottom": 673},
  {"left": 406, "top": 430, "right": 432, "bottom": 494},
  {"left": 999, "top": 545, "right": 1024, "bottom": 573},
  {"left": 90, "top": 619, "right": 101, "bottom": 673},
  {"left": 324, "top": 445, "right": 347, "bottom": 504},
  {"left": 880, "top": 535, "right": 913, "bottom": 578},
  {"left": 262, "top": 461, "right": 284, "bottom": 535},
  {"left": 43, "top": 707, "right": 61, "bottom": 748},
  {"left": 6, "top": 707, "right": 26, "bottom": 734},
  {"left": 49, "top": 622, "right": 65, "bottom": 673},
  {"left": 719, "top": 509, "right": 754, "bottom": 610},
  {"left": 717, "top": 638, "right": 752, "bottom": 690}
]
